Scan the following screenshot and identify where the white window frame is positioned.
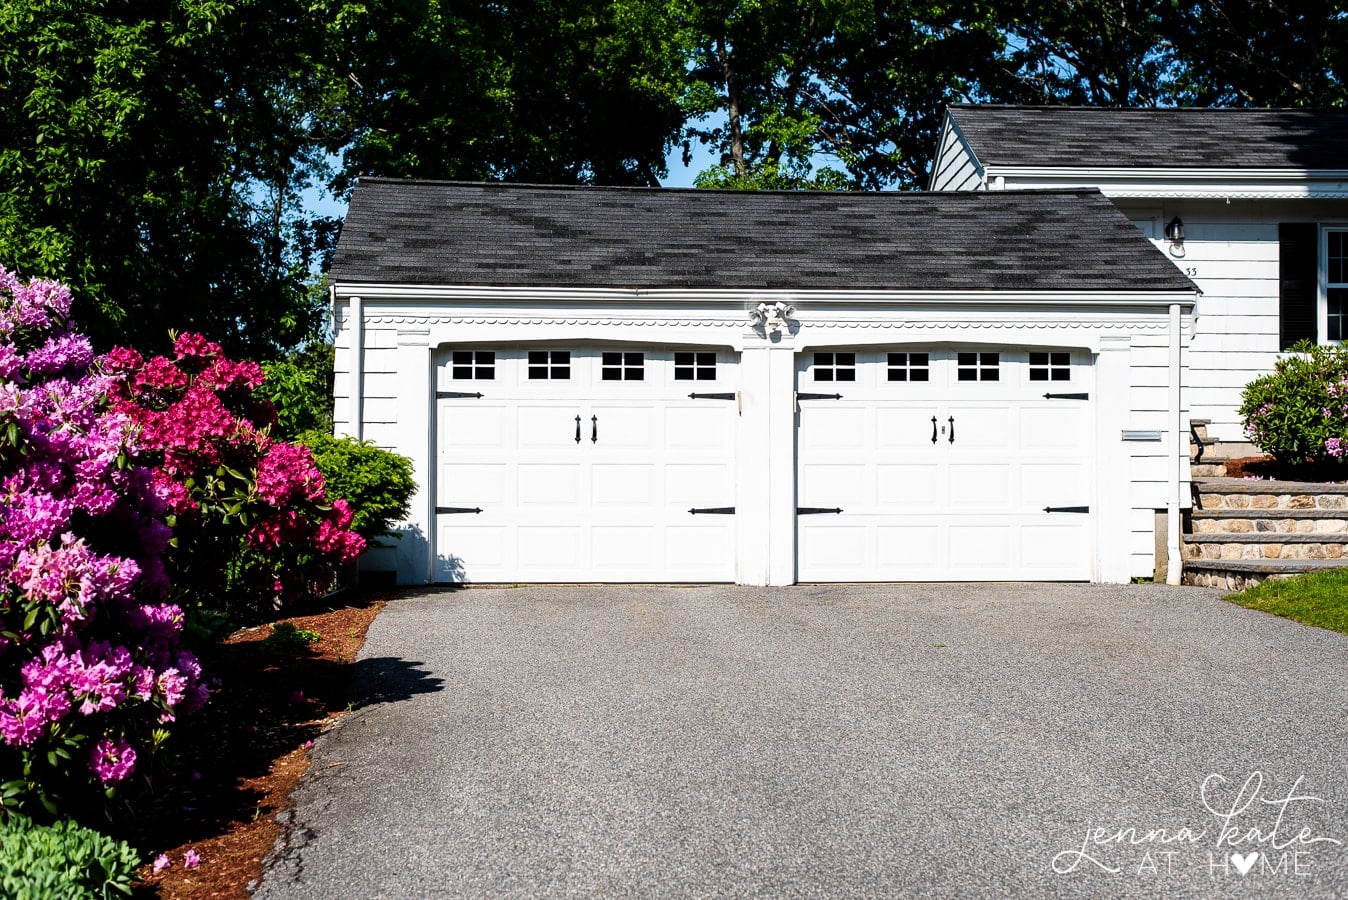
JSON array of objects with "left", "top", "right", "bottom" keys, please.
[{"left": 1324, "top": 225, "right": 1348, "bottom": 344}]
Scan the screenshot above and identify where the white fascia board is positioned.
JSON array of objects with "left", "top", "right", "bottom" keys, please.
[
  {"left": 985, "top": 166, "right": 1348, "bottom": 199},
  {"left": 332, "top": 282, "right": 1196, "bottom": 308}
]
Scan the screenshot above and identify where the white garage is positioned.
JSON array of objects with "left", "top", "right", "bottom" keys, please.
[{"left": 328, "top": 180, "right": 1197, "bottom": 585}]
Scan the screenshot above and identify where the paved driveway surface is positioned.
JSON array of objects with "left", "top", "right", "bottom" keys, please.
[{"left": 255, "top": 584, "right": 1348, "bottom": 898}]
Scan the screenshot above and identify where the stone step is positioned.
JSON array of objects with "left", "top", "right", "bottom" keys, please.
[
  {"left": 1192, "top": 478, "right": 1348, "bottom": 511},
  {"left": 1190, "top": 509, "right": 1348, "bottom": 535},
  {"left": 1182, "top": 558, "right": 1348, "bottom": 591},
  {"left": 1182, "top": 532, "right": 1348, "bottom": 562}
]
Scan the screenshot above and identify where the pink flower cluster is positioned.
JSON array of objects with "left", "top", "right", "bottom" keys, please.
[
  {"left": 0, "top": 267, "right": 202, "bottom": 802},
  {"left": 107, "top": 331, "right": 363, "bottom": 617}
]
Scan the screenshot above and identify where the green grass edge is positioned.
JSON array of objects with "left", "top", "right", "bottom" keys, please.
[{"left": 1223, "top": 568, "right": 1348, "bottom": 635}]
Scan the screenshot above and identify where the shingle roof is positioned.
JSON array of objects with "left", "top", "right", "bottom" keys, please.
[
  {"left": 331, "top": 179, "right": 1195, "bottom": 293},
  {"left": 949, "top": 105, "right": 1348, "bottom": 170}
]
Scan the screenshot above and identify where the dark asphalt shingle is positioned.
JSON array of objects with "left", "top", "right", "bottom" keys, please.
[
  {"left": 950, "top": 105, "right": 1348, "bottom": 170},
  {"left": 331, "top": 180, "right": 1194, "bottom": 293}
]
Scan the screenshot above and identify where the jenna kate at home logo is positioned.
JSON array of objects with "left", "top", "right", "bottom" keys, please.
[{"left": 1052, "top": 772, "right": 1342, "bottom": 878}]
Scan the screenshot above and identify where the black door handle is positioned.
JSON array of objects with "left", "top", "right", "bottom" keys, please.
[
  {"left": 931, "top": 416, "right": 938, "bottom": 444},
  {"left": 948, "top": 416, "right": 955, "bottom": 444},
  {"left": 575, "top": 415, "right": 581, "bottom": 444},
  {"left": 591, "top": 414, "right": 598, "bottom": 443}
]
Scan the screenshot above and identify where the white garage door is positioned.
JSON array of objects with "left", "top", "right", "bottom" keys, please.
[
  {"left": 434, "top": 346, "right": 738, "bottom": 582},
  {"left": 796, "top": 348, "right": 1094, "bottom": 581}
]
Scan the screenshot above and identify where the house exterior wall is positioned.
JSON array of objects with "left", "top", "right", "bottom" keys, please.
[{"left": 332, "top": 289, "right": 1192, "bottom": 585}]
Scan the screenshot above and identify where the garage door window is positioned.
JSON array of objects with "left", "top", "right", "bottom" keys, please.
[
  {"left": 1028, "top": 352, "right": 1071, "bottom": 382},
  {"left": 956, "top": 352, "right": 999, "bottom": 381},
  {"left": 887, "top": 352, "right": 929, "bottom": 382},
  {"left": 528, "top": 350, "right": 571, "bottom": 380},
  {"left": 601, "top": 351, "right": 645, "bottom": 381},
  {"left": 813, "top": 352, "right": 856, "bottom": 382},
  {"left": 674, "top": 351, "right": 717, "bottom": 381},
  {"left": 450, "top": 350, "right": 495, "bottom": 380}
]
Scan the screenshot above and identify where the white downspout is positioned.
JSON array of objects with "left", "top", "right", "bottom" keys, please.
[
  {"left": 1167, "top": 302, "right": 1182, "bottom": 585},
  {"left": 350, "top": 295, "right": 364, "bottom": 441}
]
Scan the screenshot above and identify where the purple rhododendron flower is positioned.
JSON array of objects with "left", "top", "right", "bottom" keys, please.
[{"left": 90, "top": 738, "right": 136, "bottom": 783}]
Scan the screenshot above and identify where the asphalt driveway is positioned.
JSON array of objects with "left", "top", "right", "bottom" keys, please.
[{"left": 255, "top": 584, "right": 1348, "bottom": 898}]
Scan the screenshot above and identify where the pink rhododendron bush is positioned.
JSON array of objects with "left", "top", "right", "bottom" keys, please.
[
  {"left": 0, "top": 266, "right": 363, "bottom": 818},
  {"left": 104, "top": 333, "right": 364, "bottom": 629},
  {"left": 0, "top": 268, "right": 204, "bottom": 815}
]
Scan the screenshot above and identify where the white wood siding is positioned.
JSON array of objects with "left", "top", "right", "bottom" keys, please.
[{"left": 928, "top": 121, "right": 984, "bottom": 192}]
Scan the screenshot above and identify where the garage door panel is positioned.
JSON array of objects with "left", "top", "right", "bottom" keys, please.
[
  {"left": 592, "top": 526, "right": 654, "bottom": 568},
  {"left": 437, "top": 524, "right": 508, "bottom": 580},
  {"left": 442, "top": 406, "right": 508, "bottom": 448},
  {"left": 665, "top": 407, "right": 734, "bottom": 451},
  {"left": 948, "top": 407, "right": 1013, "bottom": 450},
  {"left": 800, "top": 408, "right": 866, "bottom": 448},
  {"left": 948, "top": 525, "right": 1012, "bottom": 567},
  {"left": 946, "top": 463, "right": 1013, "bottom": 508},
  {"left": 1021, "top": 463, "right": 1089, "bottom": 508},
  {"left": 517, "top": 406, "right": 574, "bottom": 448},
  {"left": 876, "top": 408, "right": 937, "bottom": 449},
  {"left": 800, "top": 525, "right": 868, "bottom": 570},
  {"left": 439, "top": 463, "right": 507, "bottom": 505},
  {"left": 801, "top": 463, "right": 867, "bottom": 506},
  {"left": 591, "top": 405, "right": 656, "bottom": 450},
  {"left": 1022, "top": 524, "right": 1090, "bottom": 569},
  {"left": 876, "top": 464, "right": 941, "bottom": 507},
  {"left": 517, "top": 526, "right": 583, "bottom": 569},
  {"left": 591, "top": 464, "right": 654, "bottom": 506},
  {"left": 666, "top": 464, "right": 733, "bottom": 506},
  {"left": 1019, "top": 406, "right": 1088, "bottom": 451},
  {"left": 665, "top": 525, "right": 737, "bottom": 577},
  {"left": 518, "top": 465, "right": 582, "bottom": 505},
  {"left": 876, "top": 525, "right": 941, "bottom": 569}
]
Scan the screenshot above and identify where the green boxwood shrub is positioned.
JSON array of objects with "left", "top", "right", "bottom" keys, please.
[
  {"left": 299, "top": 432, "right": 416, "bottom": 540},
  {"left": 1239, "top": 341, "right": 1348, "bottom": 465},
  {"left": 0, "top": 816, "right": 139, "bottom": 899}
]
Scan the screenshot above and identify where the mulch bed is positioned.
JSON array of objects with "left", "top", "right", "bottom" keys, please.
[
  {"left": 1222, "top": 456, "right": 1348, "bottom": 482},
  {"left": 127, "top": 590, "right": 388, "bottom": 898}
]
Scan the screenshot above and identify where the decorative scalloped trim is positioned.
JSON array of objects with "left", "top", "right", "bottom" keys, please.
[{"left": 366, "top": 315, "right": 1168, "bottom": 330}]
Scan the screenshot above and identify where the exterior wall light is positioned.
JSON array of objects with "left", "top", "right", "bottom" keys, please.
[{"left": 1163, "top": 216, "right": 1185, "bottom": 258}]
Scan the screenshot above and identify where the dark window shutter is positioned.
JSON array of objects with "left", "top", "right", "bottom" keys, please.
[{"left": 1279, "top": 222, "right": 1318, "bottom": 350}]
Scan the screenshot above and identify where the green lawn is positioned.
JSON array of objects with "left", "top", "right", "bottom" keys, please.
[{"left": 1224, "top": 568, "right": 1348, "bottom": 635}]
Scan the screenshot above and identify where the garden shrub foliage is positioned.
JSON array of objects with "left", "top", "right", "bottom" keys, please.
[
  {"left": 0, "top": 268, "right": 204, "bottom": 815},
  {"left": 1240, "top": 341, "right": 1348, "bottom": 465},
  {"left": 0, "top": 814, "right": 139, "bottom": 898},
  {"left": 300, "top": 431, "right": 415, "bottom": 540},
  {"left": 105, "top": 333, "right": 365, "bottom": 628}
]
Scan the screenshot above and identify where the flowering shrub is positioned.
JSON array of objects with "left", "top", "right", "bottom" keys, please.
[
  {"left": 0, "top": 268, "right": 204, "bottom": 816},
  {"left": 105, "top": 334, "right": 364, "bottom": 627},
  {"left": 1240, "top": 341, "right": 1348, "bottom": 466}
]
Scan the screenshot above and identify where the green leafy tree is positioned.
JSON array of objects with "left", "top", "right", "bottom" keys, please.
[
  {"left": 330, "top": 0, "right": 690, "bottom": 188},
  {"left": 0, "top": 0, "right": 337, "bottom": 357}
]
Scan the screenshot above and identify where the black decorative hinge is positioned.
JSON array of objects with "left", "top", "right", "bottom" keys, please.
[
  {"left": 796, "top": 392, "right": 843, "bottom": 401},
  {"left": 1043, "top": 506, "right": 1089, "bottom": 514},
  {"left": 797, "top": 507, "right": 843, "bottom": 515},
  {"left": 688, "top": 392, "right": 736, "bottom": 400},
  {"left": 688, "top": 507, "right": 735, "bottom": 515},
  {"left": 437, "top": 391, "right": 484, "bottom": 399},
  {"left": 1043, "top": 392, "right": 1088, "bottom": 400},
  {"left": 437, "top": 506, "right": 483, "bottom": 514}
]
